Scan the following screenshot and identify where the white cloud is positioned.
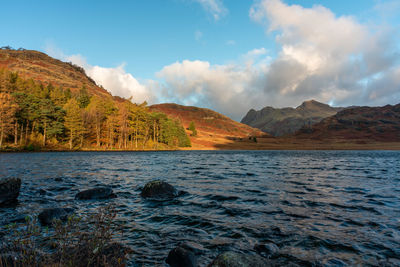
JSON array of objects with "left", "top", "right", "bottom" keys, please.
[
  {"left": 148, "top": 0, "right": 399, "bottom": 120},
  {"left": 245, "top": 47, "right": 267, "bottom": 58},
  {"left": 194, "top": 0, "right": 228, "bottom": 21},
  {"left": 155, "top": 58, "right": 269, "bottom": 120},
  {"left": 226, "top": 40, "right": 236, "bottom": 46},
  {"left": 245, "top": 0, "right": 400, "bottom": 108},
  {"left": 45, "top": 44, "right": 154, "bottom": 104},
  {"left": 87, "top": 65, "right": 153, "bottom": 104}
]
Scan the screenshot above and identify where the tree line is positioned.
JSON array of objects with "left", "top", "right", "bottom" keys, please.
[{"left": 0, "top": 69, "right": 191, "bottom": 150}]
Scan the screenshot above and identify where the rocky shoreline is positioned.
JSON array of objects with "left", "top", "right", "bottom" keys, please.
[
  {"left": 0, "top": 177, "right": 295, "bottom": 267},
  {"left": 2, "top": 176, "right": 394, "bottom": 267}
]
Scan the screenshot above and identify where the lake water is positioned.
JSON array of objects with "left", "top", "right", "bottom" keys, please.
[{"left": 1, "top": 151, "right": 400, "bottom": 266}]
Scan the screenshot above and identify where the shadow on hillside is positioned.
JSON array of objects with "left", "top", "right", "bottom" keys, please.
[
  {"left": 213, "top": 136, "right": 400, "bottom": 150},
  {"left": 212, "top": 136, "right": 281, "bottom": 150}
]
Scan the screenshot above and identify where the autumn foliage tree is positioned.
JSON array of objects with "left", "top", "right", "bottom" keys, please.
[
  {"left": 64, "top": 98, "right": 84, "bottom": 149},
  {"left": 0, "top": 93, "right": 18, "bottom": 148},
  {"left": 0, "top": 69, "right": 191, "bottom": 150}
]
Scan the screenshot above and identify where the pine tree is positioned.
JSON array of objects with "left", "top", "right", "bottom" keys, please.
[
  {"left": 64, "top": 98, "right": 84, "bottom": 149},
  {"left": 188, "top": 121, "right": 197, "bottom": 136},
  {"left": 77, "top": 86, "right": 90, "bottom": 108},
  {"left": 0, "top": 93, "right": 18, "bottom": 148}
]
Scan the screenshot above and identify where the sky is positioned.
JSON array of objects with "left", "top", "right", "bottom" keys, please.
[{"left": 1, "top": 0, "right": 400, "bottom": 120}]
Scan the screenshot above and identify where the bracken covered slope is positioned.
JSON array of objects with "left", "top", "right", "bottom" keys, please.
[
  {"left": 295, "top": 104, "right": 400, "bottom": 141},
  {"left": 0, "top": 48, "right": 110, "bottom": 98},
  {"left": 241, "top": 100, "right": 344, "bottom": 136},
  {"left": 150, "top": 103, "right": 266, "bottom": 149}
]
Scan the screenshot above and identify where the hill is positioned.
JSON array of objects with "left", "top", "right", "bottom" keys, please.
[
  {"left": 241, "top": 100, "right": 344, "bottom": 136},
  {"left": 0, "top": 48, "right": 110, "bottom": 98},
  {"left": 0, "top": 48, "right": 190, "bottom": 150},
  {"left": 295, "top": 104, "right": 400, "bottom": 141},
  {"left": 150, "top": 103, "right": 266, "bottom": 149}
]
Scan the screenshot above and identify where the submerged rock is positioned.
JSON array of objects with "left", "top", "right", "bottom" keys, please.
[
  {"left": 75, "top": 187, "right": 116, "bottom": 200},
  {"left": 255, "top": 242, "right": 279, "bottom": 258},
  {"left": 208, "top": 252, "right": 270, "bottom": 267},
  {"left": 0, "top": 178, "right": 21, "bottom": 205},
  {"left": 166, "top": 245, "right": 197, "bottom": 267},
  {"left": 38, "top": 207, "right": 74, "bottom": 226},
  {"left": 141, "top": 180, "right": 178, "bottom": 199}
]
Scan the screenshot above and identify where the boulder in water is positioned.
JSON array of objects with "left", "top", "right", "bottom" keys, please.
[
  {"left": 0, "top": 178, "right": 21, "bottom": 205},
  {"left": 254, "top": 242, "right": 279, "bottom": 258},
  {"left": 141, "top": 180, "right": 178, "bottom": 199},
  {"left": 75, "top": 187, "right": 116, "bottom": 200},
  {"left": 38, "top": 207, "right": 74, "bottom": 226},
  {"left": 208, "top": 252, "right": 270, "bottom": 267},
  {"left": 166, "top": 245, "right": 197, "bottom": 267}
]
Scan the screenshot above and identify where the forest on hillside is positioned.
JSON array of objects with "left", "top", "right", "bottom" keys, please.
[{"left": 0, "top": 69, "right": 191, "bottom": 151}]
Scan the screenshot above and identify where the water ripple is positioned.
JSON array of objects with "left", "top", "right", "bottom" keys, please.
[{"left": 0, "top": 150, "right": 400, "bottom": 266}]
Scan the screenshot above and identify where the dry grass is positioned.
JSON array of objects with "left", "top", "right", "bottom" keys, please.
[{"left": 0, "top": 205, "right": 131, "bottom": 267}]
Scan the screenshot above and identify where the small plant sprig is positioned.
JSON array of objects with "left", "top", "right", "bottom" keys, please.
[{"left": 1, "top": 216, "right": 44, "bottom": 267}]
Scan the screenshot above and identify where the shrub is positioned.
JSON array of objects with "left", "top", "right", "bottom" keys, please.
[
  {"left": 0, "top": 205, "right": 131, "bottom": 267},
  {"left": 188, "top": 121, "right": 197, "bottom": 137}
]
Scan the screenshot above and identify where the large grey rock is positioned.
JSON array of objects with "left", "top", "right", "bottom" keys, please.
[
  {"left": 208, "top": 252, "right": 271, "bottom": 267},
  {"left": 0, "top": 178, "right": 21, "bottom": 205},
  {"left": 38, "top": 207, "right": 74, "bottom": 226},
  {"left": 75, "top": 187, "right": 116, "bottom": 200},
  {"left": 141, "top": 180, "right": 178, "bottom": 199}
]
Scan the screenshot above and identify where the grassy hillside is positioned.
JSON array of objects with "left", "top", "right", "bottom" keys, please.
[{"left": 150, "top": 103, "right": 266, "bottom": 149}]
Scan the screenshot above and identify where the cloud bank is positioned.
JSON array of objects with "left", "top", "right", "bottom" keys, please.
[
  {"left": 249, "top": 0, "right": 400, "bottom": 108},
  {"left": 46, "top": 0, "right": 400, "bottom": 121},
  {"left": 154, "top": 0, "right": 400, "bottom": 119}
]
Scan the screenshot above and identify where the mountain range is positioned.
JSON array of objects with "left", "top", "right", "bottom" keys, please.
[
  {"left": 296, "top": 104, "right": 400, "bottom": 141},
  {"left": 241, "top": 100, "right": 345, "bottom": 136}
]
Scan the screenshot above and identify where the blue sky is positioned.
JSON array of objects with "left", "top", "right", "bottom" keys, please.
[
  {"left": 1, "top": 0, "right": 400, "bottom": 120},
  {"left": 2, "top": 0, "right": 396, "bottom": 78}
]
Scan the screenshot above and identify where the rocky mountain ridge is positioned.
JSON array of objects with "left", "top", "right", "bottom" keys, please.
[{"left": 241, "top": 100, "right": 344, "bottom": 136}]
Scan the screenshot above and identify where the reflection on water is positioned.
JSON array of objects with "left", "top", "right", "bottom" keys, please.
[{"left": 1, "top": 151, "right": 400, "bottom": 266}]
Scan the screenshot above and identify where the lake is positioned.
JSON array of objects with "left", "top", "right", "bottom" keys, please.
[{"left": 1, "top": 151, "right": 400, "bottom": 266}]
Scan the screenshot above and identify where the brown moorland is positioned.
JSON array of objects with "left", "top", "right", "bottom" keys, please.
[
  {"left": 214, "top": 104, "right": 400, "bottom": 150},
  {"left": 0, "top": 48, "right": 110, "bottom": 98},
  {"left": 150, "top": 103, "right": 266, "bottom": 149},
  {"left": 295, "top": 104, "right": 400, "bottom": 142}
]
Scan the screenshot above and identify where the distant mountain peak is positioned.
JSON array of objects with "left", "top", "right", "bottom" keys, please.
[
  {"left": 297, "top": 99, "right": 331, "bottom": 110},
  {"left": 241, "top": 100, "right": 345, "bottom": 136}
]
